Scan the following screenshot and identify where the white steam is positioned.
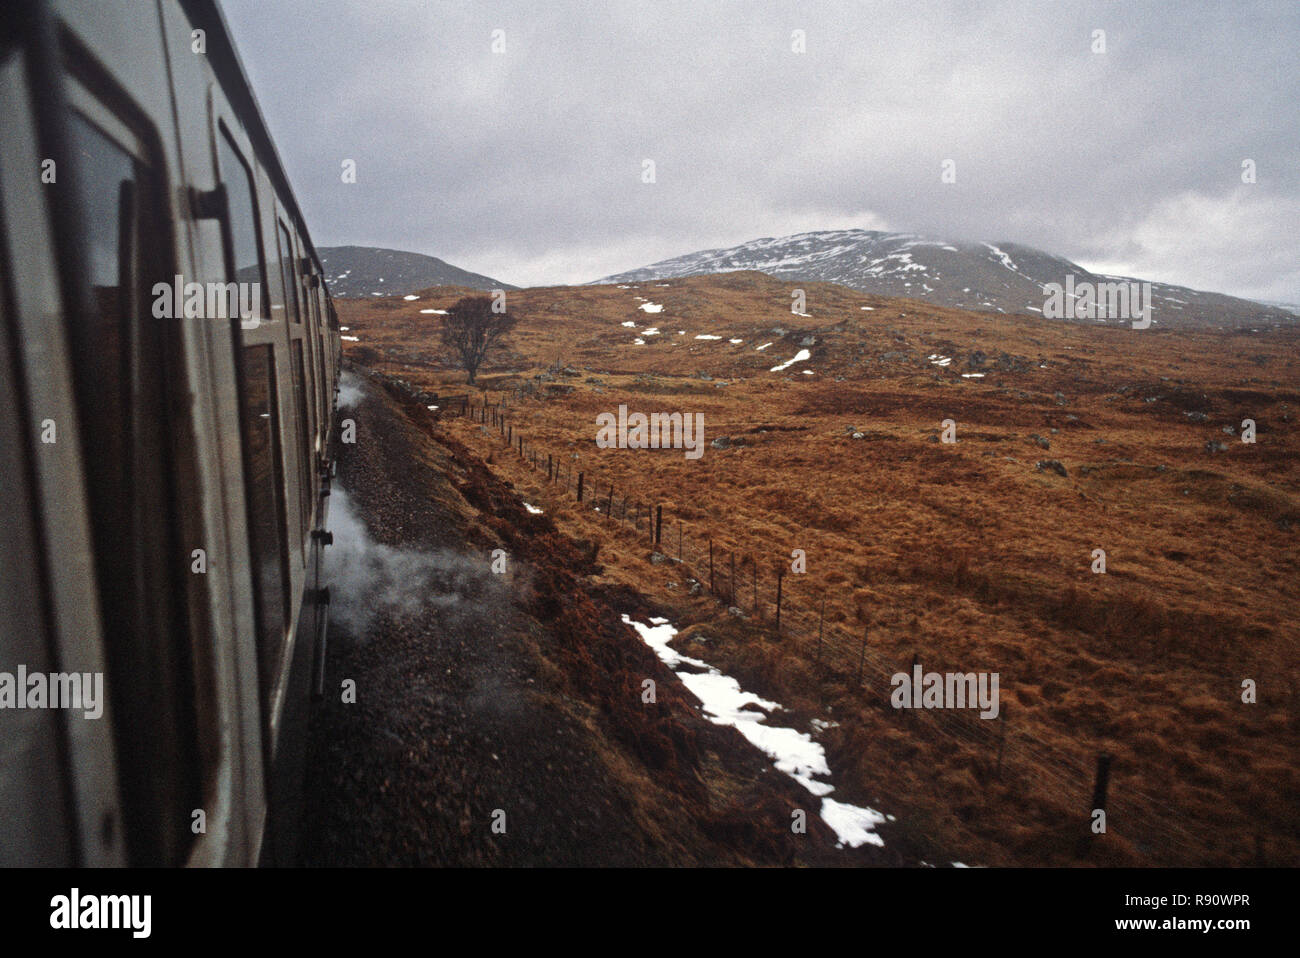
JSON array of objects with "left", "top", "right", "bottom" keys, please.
[
  {"left": 337, "top": 368, "right": 365, "bottom": 409},
  {"left": 325, "top": 486, "right": 511, "bottom": 640}
]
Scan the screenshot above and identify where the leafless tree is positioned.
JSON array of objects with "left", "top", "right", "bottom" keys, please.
[{"left": 438, "top": 295, "right": 516, "bottom": 386}]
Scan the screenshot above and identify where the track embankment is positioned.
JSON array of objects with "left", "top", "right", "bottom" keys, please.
[{"left": 299, "top": 369, "right": 904, "bottom": 865}]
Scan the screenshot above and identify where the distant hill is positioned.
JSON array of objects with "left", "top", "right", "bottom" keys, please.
[
  {"left": 598, "top": 229, "right": 1293, "bottom": 329},
  {"left": 319, "top": 246, "right": 515, "bottom": 297}
]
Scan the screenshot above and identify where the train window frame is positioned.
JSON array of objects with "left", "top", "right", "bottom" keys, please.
[
  {"left": 277, "top": 220, "right": 300, "bottom": 324},
  {"left": 215, "top": 124, "right": 295, "bottom": 758},
  {"left": 289, "top": 336, "right": 312, "bottom": 546},
  {"left": 215, "top": 121, "right": 270, "bottom": 323},
  {"left": 60, "top": 74, "right": 205, "bottom": 866}
]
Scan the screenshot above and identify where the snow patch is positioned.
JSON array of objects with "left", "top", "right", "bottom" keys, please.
[
  {"left": 621, "top": 615, "right": 887, "bottom": 849},
  {"left": 770, "top": 349, "right": 811, "bottom": 373}
]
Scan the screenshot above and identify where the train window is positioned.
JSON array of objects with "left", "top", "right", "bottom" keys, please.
[
  {"left": 237, "top": 343, "right": 290, "bottom": 725},
  {"left": 290, "top": 339, "right": 312, "bottom": 538},
  {"left": 65, "top": 106, "right": 200, "bottom": 866},
  {"left": 216, "top": 128, "right": 268, "bottom": 321},
  {"left": 278, "top": 221, "right": 300, "bottom": 323}
]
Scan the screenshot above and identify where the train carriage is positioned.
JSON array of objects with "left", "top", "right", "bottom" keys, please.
[{"left": 0, "top": 0, "right": 340, "bottom": 866}]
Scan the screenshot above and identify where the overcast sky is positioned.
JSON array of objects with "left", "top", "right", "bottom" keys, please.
[{"left": 220, "top": 0, "right": 1299, "bottom": 300}]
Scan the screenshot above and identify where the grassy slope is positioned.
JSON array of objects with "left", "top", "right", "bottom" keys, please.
[{"left": 337, "top": 272, "right": 1300, "bottom": 866}]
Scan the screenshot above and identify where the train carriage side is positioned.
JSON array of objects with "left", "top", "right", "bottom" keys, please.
[{"left": 0, "top": 0, "right": 339, "bottom": 867}]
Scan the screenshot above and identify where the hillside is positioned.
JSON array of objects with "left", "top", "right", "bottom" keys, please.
[
  {"left": 598, "top": 230, "right": 1293, "bottom": 330},
  {"left": 334, "top": 271, "right": 1300, "bottom": 866},
  {"left": 301, "top": 372, "right": 893, "bottom": 865},
  {"left": 319, "top": 246, "right": 515, "bottom": 298}
]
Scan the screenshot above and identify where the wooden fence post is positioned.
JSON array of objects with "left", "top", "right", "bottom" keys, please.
[
  {"left": 1076, "top": 753, "right": 1113, "bottom": 857},
  {"left": 677, "top": 520, "right": 682, "bottom": 560},
  {"left": 606, "top": 485, "right": 614, "bottom": 520},
  {"left": 655, "top": 506, "right": 663, "bottom": 547},
  {"left": 709, "top": 539, "right": 714, "bottom": 594},
  {"left": 1090, "top": 754, "right": 1112, "bottom": 816},
  {"left": 775, "top": 569, "right": 784, "bottom": 635},
  {"left": 816, "top": 597, "right": 825, "bottom": 671},
  {"left": 577, "top": 472, "right": 584, "bottom": 502},
  {"left": 996, "top": 705, "right": 1008, "bottom": 778}
]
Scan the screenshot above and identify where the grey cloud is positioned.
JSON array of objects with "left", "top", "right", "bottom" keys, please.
[{"left": 221, "top": 0, "right": 1300, "bottom": 299}]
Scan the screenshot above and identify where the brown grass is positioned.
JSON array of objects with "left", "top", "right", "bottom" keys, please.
[{"left": 337, "top": 272, "right": 1300, "bottom": 866}]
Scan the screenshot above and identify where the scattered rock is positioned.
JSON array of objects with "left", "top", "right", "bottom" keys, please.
[
  {"left": 650, "top": 552, "right": 670, "bottom": 565},
  {"left": 1205, "top": 440, "right": 1228, "bottom": 453},
  {"left": 1185, "top": 411, "right": 1209, "bottom": 422},
  {"left": 1222, "top": 425, "right": 1236, "bottom": 435},
  {"left": 1036, "top": 459, "right": 1068, "bottom": 477},
  {"left": 1029, "top": 434, "right": 1050, "bottom": 449}
]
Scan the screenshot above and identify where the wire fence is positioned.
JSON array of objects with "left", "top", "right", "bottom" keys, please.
[{"left": 415, "top": 386, "right": 1259, "bottom": 865}]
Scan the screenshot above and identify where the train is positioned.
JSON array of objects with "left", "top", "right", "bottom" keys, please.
[{"left": 1, "top": 0, "right": 340, "bottom": 865}]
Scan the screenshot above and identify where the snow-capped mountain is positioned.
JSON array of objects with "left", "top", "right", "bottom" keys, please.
[{"left": 597, "top": 230, "right": 1292, "bottom": 329}]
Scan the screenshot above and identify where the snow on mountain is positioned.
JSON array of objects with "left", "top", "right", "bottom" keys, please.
[{"left": 597, "top": 230, "right": 1293, "bottom": 329}]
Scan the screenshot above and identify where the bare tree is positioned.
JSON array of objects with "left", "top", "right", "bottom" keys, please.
[{"left": 438, "top": 295, "right": 517, "bottom": 386}]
